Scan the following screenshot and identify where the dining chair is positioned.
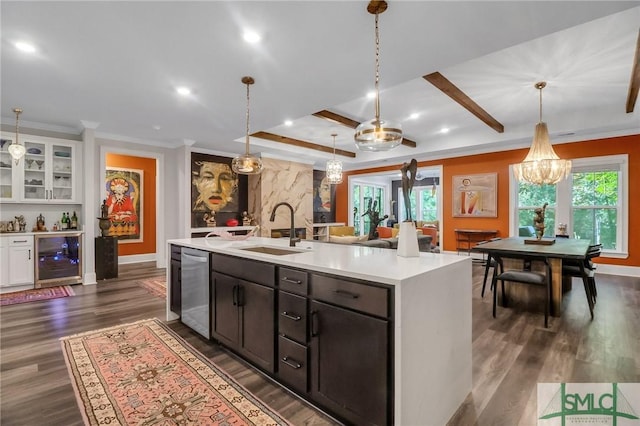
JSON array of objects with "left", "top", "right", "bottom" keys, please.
[
  {"left": 475, "top": 238, "right": 502, "bottom": 298},
  {"left": 562, "top": 243, "right": 601, "bottom": 315},
  {"left": 490, "top": 254, "right": 552, "bottom": 328}
]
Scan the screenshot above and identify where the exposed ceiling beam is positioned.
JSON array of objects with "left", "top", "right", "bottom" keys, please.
[
  {"left": 423, "top": 72, "right": 505, "bottom": 133},
  {"left": 626, "top": 29, "right": 640, "bottom": 113},
  {"left": 312, "top": 110, "right": 417, "bottom": 148},
  {"left": 251, "top": 131, "right": 357, "bottom": 158}
]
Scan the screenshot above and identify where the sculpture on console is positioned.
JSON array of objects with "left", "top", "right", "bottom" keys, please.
[
  {"left": 400, "top": 159, "right": 418, "bottom": 222},
  {"left": 533, "top": 202, "right": 548, "bottom": 240},
  {"left": 362, "top": 199, "right": 388, "bottom": 241}
]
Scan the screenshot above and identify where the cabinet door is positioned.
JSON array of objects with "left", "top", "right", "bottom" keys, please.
[
  {"left": 239, "top": 280, "right": 275, "bottom": 373},
  {"left": 0, "top": 242, "right": 9, "bottom": 286},
  {"left": 0, "top": 138, "right": 19, "bottom": 201},
  {"left": 310, "top": 300, "right": 389, "bottom": 426},
  {"left": 212, "top": 272, "right": 239, "bottom": 349},
  {"left": 9, "top": 245, "right": 34, "bottom": 285},
  {"left": 22, "top": 140, "right": 47, "bottom": 201},
  {"left": 170, "top": 258, "right": 181, "bottom": 315}
]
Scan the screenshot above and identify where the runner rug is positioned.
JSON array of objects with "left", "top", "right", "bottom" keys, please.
[
  {"left": 137, "top": 277, "right": 166, "bottom": 299},
  {"left": 0, "top": 285, "right": 75, "bottom": 306},
  {"left": 61, "top": 318, "right": 289, "bottom": 426}
]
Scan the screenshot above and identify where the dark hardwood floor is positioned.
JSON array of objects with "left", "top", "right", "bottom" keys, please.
[{"left": 1, "top": 261, "right": 638, "bottom": 425}]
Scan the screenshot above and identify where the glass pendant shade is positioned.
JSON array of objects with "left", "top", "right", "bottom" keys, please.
[
  {"left": 326, "top": 133, "right": 343, "bottom": 184},
  {"left": 513, "top": 82, "right": 571, "bottom": 185},
  {"left": 9, "top": 108, "right": 25, "bottom": 164},
  {"left": 354, "top": 1, "right": 403, "bottom": 152},
  {"left": 231, "top": 153, "right": 263, "bottom": 175},
  {"left": 354, "top": 118, "right": 403, "bottom": 151},
  {"left": 232, "top": 76, "right": 263, "bottom": 175}
]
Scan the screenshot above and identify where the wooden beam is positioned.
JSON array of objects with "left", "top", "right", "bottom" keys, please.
[
  {"left": 251, "top": 131, "right": 357, "bottom": 158},
  {"left": 312, "top": 110, "right": 417, "bottom": 148},
  {"left": 423, "top": 72, "right": 505, "bottom": 133},
  {"left": 626, "top": 29, "right": 640, "bottom": 113}
]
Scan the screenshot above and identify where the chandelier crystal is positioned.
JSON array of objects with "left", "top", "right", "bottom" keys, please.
[
  {"left": 326, "top": 133, "right": 343, "bottom": 184},
  {"left": 232, "top": 76, "right": 263, "bottom": 175},
  {"left": 8, "top": 108, "right": 26, "bottom": 165},
  {"left": 513, "top": 82, "right": 571, "bottom": 185},
  {"left": 354, "top": 0, "right": 403, "bottom": 151}
]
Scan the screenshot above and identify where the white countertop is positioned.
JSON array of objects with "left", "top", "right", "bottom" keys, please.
[
  {"left": 0, "top": 230, "right": 84, "bottom": 237},
  {"left": 168, "top": 236, "right": 468, "bottom": 286}
]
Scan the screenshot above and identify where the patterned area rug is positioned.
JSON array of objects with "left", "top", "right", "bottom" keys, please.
[
  {"left": 137, "top": 277, "right": 166, "bottom": 299},
  {"left": 61, "top": 318, "right": 289, "bottom": 426},
  {"left": 0, "top": 285, "right": 75, "bottom": 306}
]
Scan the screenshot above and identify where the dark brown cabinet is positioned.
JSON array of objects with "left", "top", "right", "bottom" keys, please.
[
  {"left": 211, "top": 254, "right": 276, "bottom": 374},
  {"left": 169, "top": 245, "right": 181, "bottom": 315},
  {"left": 309, "top": 273, "right": 391, "bottom": 426},
  {"left": 95, "top": 236, "right": 118, "bottom": 280}
]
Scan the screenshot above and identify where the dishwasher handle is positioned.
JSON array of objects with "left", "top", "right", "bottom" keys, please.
[{"left": 182, "top": 253, "right": 209, "bottom": 263}]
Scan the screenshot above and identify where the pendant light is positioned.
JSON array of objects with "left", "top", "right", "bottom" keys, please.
[
  {"left": 354, "top": 0, "right": 403, "bottom": 152},
  {"left": 513, "top": 82, "right": 571, "bottom": 185},
  {"left": 232, "top": 76, "right": 263, "bottom": 175},
  {"left": 325, "top": 133, "right": 343, "bottom": 184},
  {"left": 8, "top": 108, "right": 26, "bottom": 165}
]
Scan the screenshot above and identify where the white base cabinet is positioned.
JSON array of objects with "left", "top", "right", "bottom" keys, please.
[{"left": 0, "top": 235, "right": 34, "bottom": 289}]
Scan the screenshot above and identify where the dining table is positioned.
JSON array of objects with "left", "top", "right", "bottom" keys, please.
[{"left": 472, "top": 237, "right": 591, "bottom": 316}]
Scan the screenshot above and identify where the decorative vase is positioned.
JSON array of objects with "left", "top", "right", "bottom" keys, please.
[
  {"left": 397, "top": 221, "right": 419, "bottom": 257},
  {"left": 98, "top": 217, "right": 111, "bottom": 236}
]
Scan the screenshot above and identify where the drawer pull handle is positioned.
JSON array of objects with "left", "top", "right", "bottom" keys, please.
[
  {"left": 334, "top": 289, "right": 359, "bottom": 299},
  {"left": 12, "top": 240, "right": 28, "bottom": 243},
  {"left": 282, "top": 277, "right": 302, "bottom": 285},
  {"left": 281, "top": 357, "right": 302, "bottom": 369},
  {"left": 281, "top": 311, "right": 301, "bottom": 321}
]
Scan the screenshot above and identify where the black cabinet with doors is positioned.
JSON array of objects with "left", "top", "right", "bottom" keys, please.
[{"left": 169, "top": 245, "right": 181, "bottom": 315}]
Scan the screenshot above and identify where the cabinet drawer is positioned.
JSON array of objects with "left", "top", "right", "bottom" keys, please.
[
  {"left": 278, "top": 267, "right": 308, "bottom": 295},
  {"left": 8, "top": 236, "right": 33, "bottom": 247},
  {"left": 278, "top": 291, "right": 307, "bottom": 344},
  {"left": 212, "top": 254, "right": 275, "bottom": 287},
  {"left": 278, "top": 336, "right": 308, "bottom": 394},
  {"left": 170, "top": 244, "right": 181, "bottom": 261},
  {"left": 310, "top": 274, "right": 389, "bottom": 318}
]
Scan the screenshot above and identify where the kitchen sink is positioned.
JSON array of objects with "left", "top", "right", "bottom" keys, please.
[{"left": 239, "top": 246, "right": 306, "bottom": 256}]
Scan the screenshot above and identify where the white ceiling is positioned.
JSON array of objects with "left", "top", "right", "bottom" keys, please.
[{"left": 2, "top": 1, "right": 639, "bottom": 171}]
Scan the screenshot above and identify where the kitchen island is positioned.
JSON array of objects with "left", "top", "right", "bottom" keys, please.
[{"left": 167, "top": 236, "right": 472, "bottom": 425}]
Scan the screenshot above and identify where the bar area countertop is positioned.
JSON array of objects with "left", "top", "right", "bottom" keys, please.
[{"left": 167, "top": 235, "right": 472, "bottom": 425}]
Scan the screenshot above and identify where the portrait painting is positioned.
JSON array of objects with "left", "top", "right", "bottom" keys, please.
[
  {"left": 313, "top": 169, "right": 335, "bottom": 223},
  {"left": 105, "top": 168, "right": 143, "bottom": 242},
  {"left": 191, "top": 152, "right": 248, "bottom": 228},
  {"left": 452, "top": 173, "right": 497, "bottom": 218}
]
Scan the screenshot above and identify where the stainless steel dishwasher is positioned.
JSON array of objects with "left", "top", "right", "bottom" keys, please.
[{"left": 181, "top": 247, "right": 210, "bottom": 338}]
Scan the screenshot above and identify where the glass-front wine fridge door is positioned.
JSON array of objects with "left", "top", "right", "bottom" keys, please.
[{"left": 35, "top": 234, "right": 82, "bottom": 287}]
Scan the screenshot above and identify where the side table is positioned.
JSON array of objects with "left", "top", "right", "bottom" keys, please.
[{"left": 95, "top": 236, "right": 118, "bottom": 279}]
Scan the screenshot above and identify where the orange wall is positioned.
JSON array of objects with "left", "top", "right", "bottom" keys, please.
[
  {"left": 336, "top": 134, "right": 639, "bottom": 267},
  {"left": 106, "top": 153, "right": 157, "bottom": 256}
]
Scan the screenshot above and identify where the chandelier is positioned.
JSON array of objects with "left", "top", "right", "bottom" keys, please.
[
  {"left": 8, "top": 108, "right": 26, "bottom": 164},
  {"left": 326, "top": 133, "right": 343, "bottom": 184},
  {"left": 231, "top": 76, "right": 263, "bottom": 175},
  {"left": 354, "top": 0, "right": 403, "bottom": 151},
  {"left": 513, "top": 82, "right": 571, "bottom": 185}
]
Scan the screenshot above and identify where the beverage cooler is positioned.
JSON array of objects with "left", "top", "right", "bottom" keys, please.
[{"left": 35, "top": 232, "right": 82, "bottom": 288}]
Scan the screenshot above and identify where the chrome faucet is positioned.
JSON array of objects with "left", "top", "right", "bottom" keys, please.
[{"left": 270, "top": 202, "right": 301, "bottom": 247}]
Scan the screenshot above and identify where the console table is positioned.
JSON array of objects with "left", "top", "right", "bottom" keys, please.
[{"left": 454, "top": 229, "right": 498, "bottom": 256}]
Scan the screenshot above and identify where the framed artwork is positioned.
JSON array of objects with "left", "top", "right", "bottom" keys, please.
[
  {"left": 452, "top": 173, "right": 497, "bottom": 218},
  {"left": 190, "top": 152, "right": 248, "bottom": 228},
  {"left": 313, "top": 170, "right": 335, "bottom": 223},
  {"left": 105, "top": 167, "right": 143, "bottom": 242}
]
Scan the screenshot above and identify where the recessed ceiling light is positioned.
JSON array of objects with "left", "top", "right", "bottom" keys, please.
[
  {"left": 366, "top": 91, "right": 376, "bottom": 99},
  {"left": 176, "top": 87, "right": 191, "bottom": 96},
  {"left": 284, "top": 120, "right": 293, "bottom": 126},
  {"left": 152, "top": 125, "right": 161, "bottom": 130},
  {"left": 440, "top": 127, "right": 450, "bottom": 134},
  {"left": 243, "top": 31, "right": 261, "bottom": 43},
  {"left": 409, "top": 113, "right": 419, "bottom": 120},
  {"left": 15, "top": 41, "right": 36, "bottom": 53}
]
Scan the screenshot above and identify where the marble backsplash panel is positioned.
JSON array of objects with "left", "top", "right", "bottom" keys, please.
[{"left": 248, "top": 158, "right": 312, "bottom": 239}]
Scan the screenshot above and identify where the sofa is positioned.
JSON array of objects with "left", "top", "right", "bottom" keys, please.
[{"left": 356, "top": 234, "right": 436, "bottom": 252}]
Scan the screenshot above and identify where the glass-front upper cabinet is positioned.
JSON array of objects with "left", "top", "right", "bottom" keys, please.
[
  {"left": 0, "top": 132, "right": 80, "bottom": 204},
  {"left": 0, "top": 138, "right": 19, "bottom": 201}
]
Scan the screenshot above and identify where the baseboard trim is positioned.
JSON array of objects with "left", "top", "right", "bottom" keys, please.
[{"left": 118, "top": 253, "right": 156, "bottom": 265}]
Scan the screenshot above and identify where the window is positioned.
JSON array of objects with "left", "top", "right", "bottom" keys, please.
[
  {"left": 398, "top": 185, "right": 439, "bottom": 222},
  {"left": 511, "top": 154, "right": 628, "bottom": 257},
  {"left": 351, "top": 182, "right": 386, "bottom": 237}
]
